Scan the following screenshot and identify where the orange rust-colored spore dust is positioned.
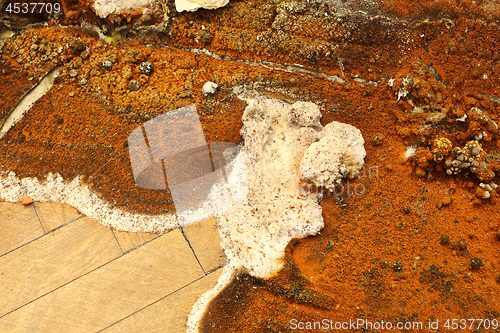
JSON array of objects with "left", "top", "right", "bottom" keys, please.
[{"left": 1, "top": 0, "right": 500, "bottom": 332}]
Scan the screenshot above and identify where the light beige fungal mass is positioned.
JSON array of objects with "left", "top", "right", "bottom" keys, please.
[
  {"left": 300, "top": 121, "right": 366, "bottom": 191},
  {"left": 188, "top": 91, "right": 366, "bottom": 333},
  {"left": 217, "top": 90, "right": 366, "bottom": 278},
  {"left": 175, "top": 0, "right": 229, "bottom": 12}
]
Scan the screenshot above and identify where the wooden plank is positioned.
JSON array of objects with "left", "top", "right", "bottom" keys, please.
[
  {"left": 0, "top": 217, "right": 122, "bottom": 318},
  {"left": 183, "top": 218, "right": 225, "bottom": 272},
  {"left": 34, "top": 201, "right": 82, "bottom": 232},
  {"left": 112, "top": 229, "right": 159, "bottom": 253},
  {"left": 0, "top": 229, "right": 204, "bottom": 332},
  {"left": 0, "top": 202, "right": 44, "bottom": 256},
  {"left": 102, "top": 269, "right": 222, "bottom": 333}
]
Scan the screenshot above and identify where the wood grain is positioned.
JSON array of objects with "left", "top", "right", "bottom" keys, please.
[
  {"left": 0, "top": 229, "right": 204, "bottom": 332},
  {"left": 34, "top": 201, "right": 82, "bottom": 232},
  {"left": 102, "top": 269, "right": 222, "bottom": 333},
  {"left": 183, "top": 218, "right": 225, "bottom": 272},
  {"left": 112, "top": 229, "right": 159, "bottom": 253},
  {"left": 0, "top": 202, "right": 44, "bottom": 256},
  {"left": 0, "top": 217, "right": 122, "bottom": 317}
]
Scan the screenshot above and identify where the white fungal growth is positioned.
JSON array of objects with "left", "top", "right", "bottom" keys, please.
[
  {"left": 405, "top": 144, "right": 417, "bottom": 159},
  {"left": 397, "top": 76, "right": 410, "bottom": 101},
  {"left": 93, "top": 0, "right": 158, "bottom": 18},
  {"left": 218, "top": 95, "right": 325, "bottom": 279},
  {"left": 0, "top": 67, "right": 61, "bottom": 139},
  {"left": 301, "top": 121, "right": 366, "bottom": 191},
  {"left": 187, "top": 91, "right": 366, "bottom": 333},
  {"left": 301, "top": 137, "right": 356, "bottom": 190},
  {"left": 0, "top": 171, "right": 176, "bottom": 233},
  {"left": 202, "top": 81, "right": 218, "bottom": 96},
  {"left": 288, "top": 101, "right": 322, "bottom": 127},
  {"left": 217, "top": 91, "right": 366, "bottom": 278},
  {"left": 175, "top": 0, "right": 229, "bottom": 12}
]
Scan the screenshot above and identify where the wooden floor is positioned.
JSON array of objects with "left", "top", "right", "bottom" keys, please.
[{"left": 0, "top": 201, "right": 224, "bottom": 333}]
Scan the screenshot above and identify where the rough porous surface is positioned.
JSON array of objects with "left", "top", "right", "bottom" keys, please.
[
  {"left": 187, "top": 92, "right": 365, "bottom": 332},
  {"left": 175, "top": 0, "right": 229, "bottom": 12},
  {"left": 301, "top": 122, "right": 366, "bottom": 190},
  {"left": 93, "top": 0, "right": 160, "bottom": 18},
  {"left": 218, "top": 92, "right": 353, "bottom": 279}
]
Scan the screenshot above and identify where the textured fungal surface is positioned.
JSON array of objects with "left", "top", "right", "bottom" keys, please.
[
  {"left": 186, "top": 92, "right": 365, "bottom": 332},
  {"left": 301, "top": 121, "right": 366, "bottom": 191},
  {"left": 217, "top": 91, "right": 365, "bottom": 278},
  {"left": 175, "top": 0, "right": 229, "bottom": 12}
]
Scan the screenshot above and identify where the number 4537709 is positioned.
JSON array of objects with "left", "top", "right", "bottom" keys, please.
[{"left": 5, "top": 2, "right": 61, "bottom": 14}]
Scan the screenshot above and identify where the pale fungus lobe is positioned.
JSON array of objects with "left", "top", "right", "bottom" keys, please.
[
  {"left": 175, "top": 0, "right": 229, "bottom": 12},
  {"left": 92, "top": 0, "right": 163, "bottom": 21},
  {"left": 301, "top": 121, "right": 366, "bottom": 190},
  {"left": 202, "top": 81, "right": 218, "bottom": 96},
  {"left": 217, "top": 90, "right": 366, "bottom": 278},
  {"left": 288, "top": 102, "right": 322, "bottom": 127}
]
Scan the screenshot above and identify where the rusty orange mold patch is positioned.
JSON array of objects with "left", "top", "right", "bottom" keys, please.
[{"left": 1, "top": 1, "right": 500, "bottom": 332}]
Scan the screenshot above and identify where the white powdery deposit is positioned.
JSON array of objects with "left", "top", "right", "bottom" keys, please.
[
  {"left": 175, "top": 0, "right": 228, "bottom": 12},
  {"left": 301, "top": 121, "right": 366, "bottom": 191},
  {"left": 187, "top": 265, "right": 237, "bottom": 333},
  {"left": 202, "top": 81, "right": 218, "bottom": 96},
  {"left": 218, "top": 92, "right": 366, "bottom": 278},
  {"left": 187, "top": 91, "right": 366, "bottom": 332},
  {"left": 0, "top": 171, "right": 176, "bottom": 233},
  {"left": 93, "top": 0, "right": 160, "bottom": 18},
  {"left": 219, "top": 94, "right": 325, "bottom": 279}
]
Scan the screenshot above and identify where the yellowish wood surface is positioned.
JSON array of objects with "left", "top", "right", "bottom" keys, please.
[
  {"left": 112, "top": 229, "right": 159, "bottom": 253},
  {"left": 0, "top": 202, "right": 225, "bottom": 333},
  {"left": 0, "top": 229, "right": 204, "bottom": 332},
  {"left": 0, "top": 202, "right": 44, "bottom": 256},
  {"left": 0, "top": 216, "right": 122, "bottom": 317},
  {"left": 183, "top": 217, "right": 225, "bottom": 272},
  {"left": 102, "top": 269, "right": 222, "bottom": 333},
  {"left": 34, "top": 201, "right": 82, "bottom": 232}
]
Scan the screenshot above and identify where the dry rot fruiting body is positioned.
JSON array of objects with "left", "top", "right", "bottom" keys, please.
[{"left": 218, "top": 92, "right": 366, "bottom": 278}]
